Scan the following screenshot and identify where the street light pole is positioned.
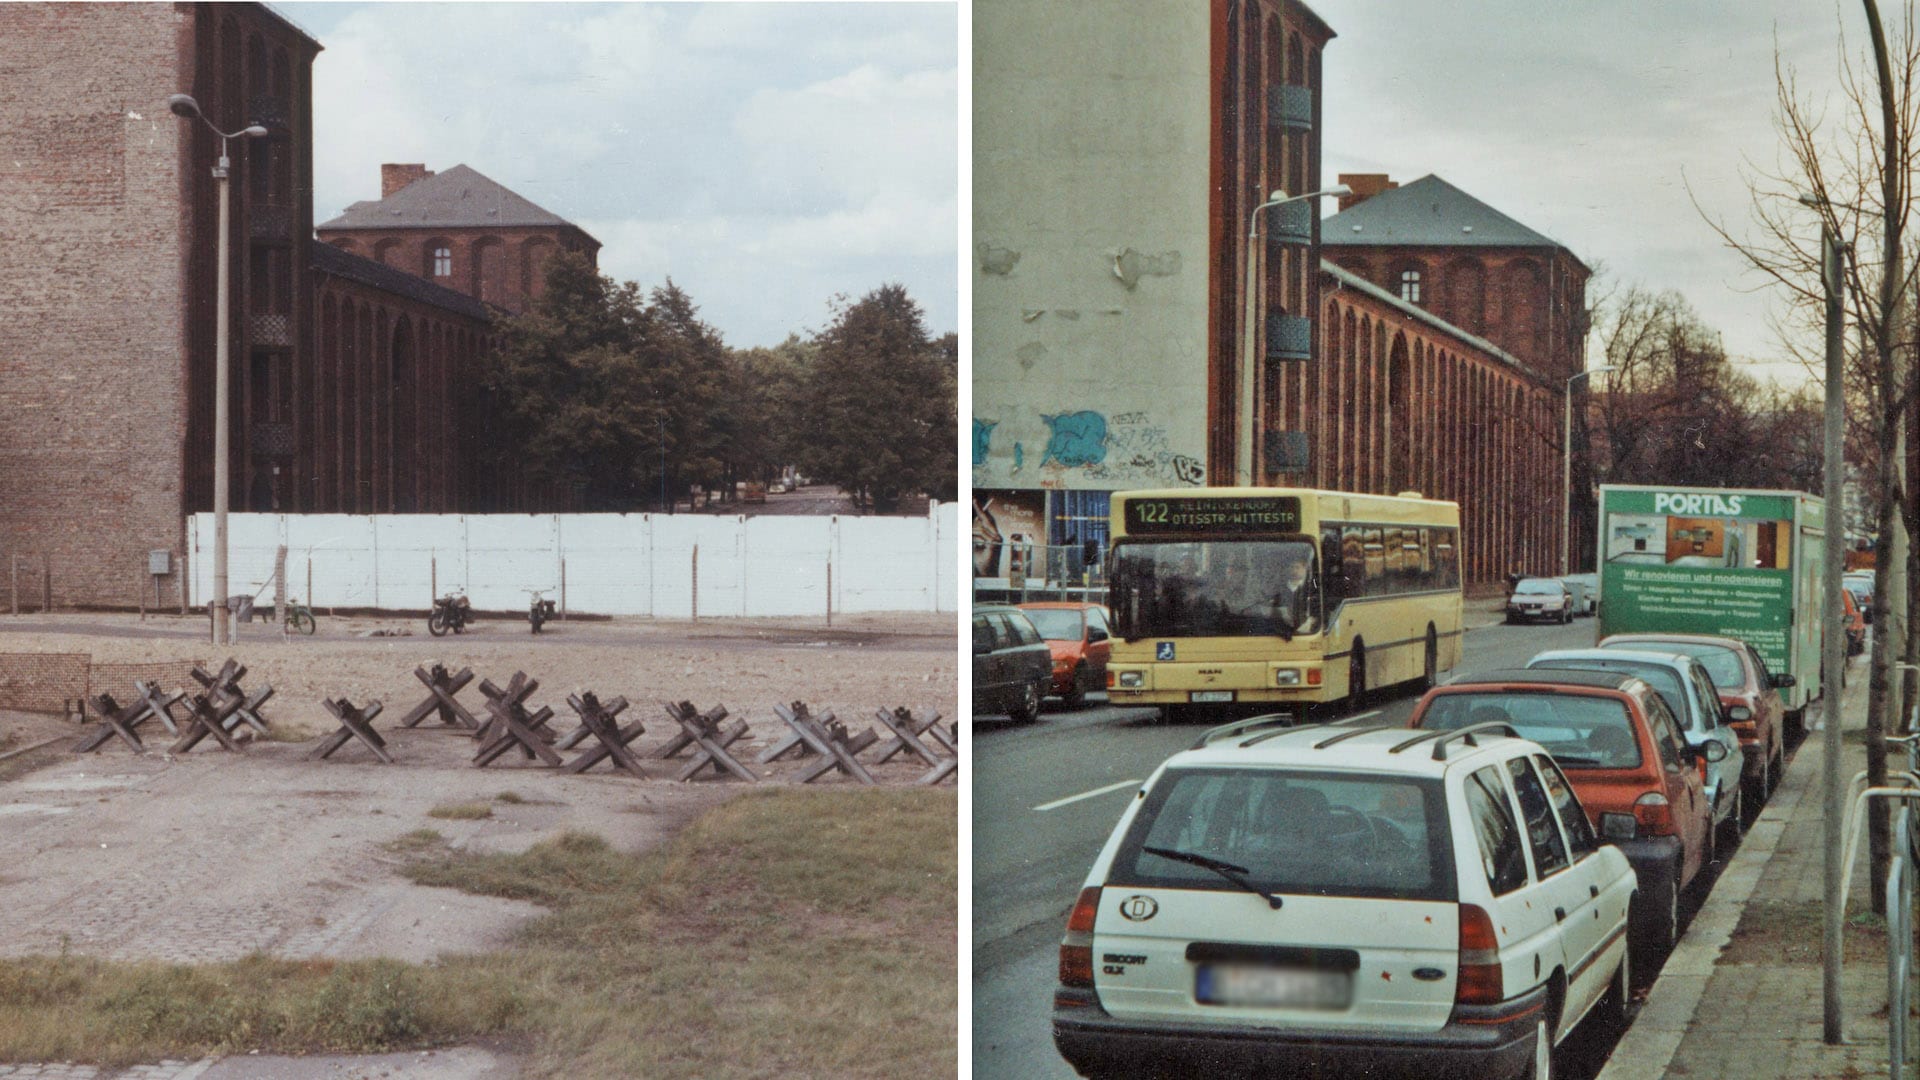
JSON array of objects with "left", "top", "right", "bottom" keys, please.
[
  {"left": 1236, "top": 184, "right": 1350, "bottom": 486},
  {"left": 168, "top": 94, "right": 267, "bottom": 645},
  {"left": 1561, "top": 366, "right": 1617, "bottom": 575},
  {"left": 1811, "top": 212, "right": 1850, "bottom": 1044}
]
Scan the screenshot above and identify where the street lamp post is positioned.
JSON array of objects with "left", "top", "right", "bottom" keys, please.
[
  {"left": 1237, "top": 184, "right": 1351, "bottom": 486},
  {"left": 1561, "top": 365, "right": 1617, "bottom": 575},
  {"left": 168, "top": 94, "right": 267, "bottom": 645}
]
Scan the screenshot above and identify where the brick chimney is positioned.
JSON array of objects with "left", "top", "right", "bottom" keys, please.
[
  {"left": 381, "top": 164, "right": 433, "bottom": 198},
  {"left": 1337, "top": 173, "right": 1397, "bottom": 212}
]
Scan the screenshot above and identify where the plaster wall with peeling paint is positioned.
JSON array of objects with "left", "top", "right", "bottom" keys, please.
[{"left": 971, "top": 0, "right": 1213, "bottom": 494}]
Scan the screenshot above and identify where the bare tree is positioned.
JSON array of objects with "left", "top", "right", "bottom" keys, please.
[{"left": 1693, "top": 3, "right": 1920, "bottom": 912}]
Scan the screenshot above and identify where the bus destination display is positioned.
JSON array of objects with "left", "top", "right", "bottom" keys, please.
[{"left": 1123, "top": 496, "right": 1301, "bottom": 535}]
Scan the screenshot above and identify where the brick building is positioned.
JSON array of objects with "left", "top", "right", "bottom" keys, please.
[
  {"left": 0, "top": 3, "right": 504, "bottom": 607},
  {"left": 317, "top": 163, "right": 601, "bottom": 316},
  {"left": 973, "top": 0, "right": 1585, "bottom": 593}
]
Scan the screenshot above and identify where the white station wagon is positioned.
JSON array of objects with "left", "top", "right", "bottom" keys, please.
[{"left": 1053, "top": 717, "right": 1638, "bottom": 1080}]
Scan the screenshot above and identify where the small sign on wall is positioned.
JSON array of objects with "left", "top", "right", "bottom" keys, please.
[
  {"left": 1265, "top": 431, "right": 1310, "bottom": 474},
  {"left": 148, "top": 550, "right": 172, "bottom": 576}
]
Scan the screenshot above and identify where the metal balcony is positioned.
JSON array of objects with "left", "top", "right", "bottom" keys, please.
[
  {"left": 1267, "top": 199, "right": 1312, "bottom": 247},
  {"left": 1267, "top": 85, "right": 1313, "bottom": 132},
  {"left": 1266, "top": 313, "right": 1313, "bottom": 362}
]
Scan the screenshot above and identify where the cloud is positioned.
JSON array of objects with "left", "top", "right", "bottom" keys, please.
[{"left": 290, "top": 1, "right": 957, "bottom": 346}]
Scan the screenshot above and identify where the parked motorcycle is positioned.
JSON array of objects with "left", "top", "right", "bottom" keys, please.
[
  {"left": 528, "top": 590, "right": 556, "bottom": 634},
  {"left": 428, "top": 592, "right": 471, "bottom": 637}
]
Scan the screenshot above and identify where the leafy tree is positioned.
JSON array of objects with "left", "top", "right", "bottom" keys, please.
[{"left": 797, "top": 285, "right": 955, "bottom": 512}]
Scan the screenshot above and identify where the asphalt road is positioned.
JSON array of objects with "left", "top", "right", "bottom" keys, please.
[{"left": 971, "top": 614, "right": 1650, "bottom": 1079}]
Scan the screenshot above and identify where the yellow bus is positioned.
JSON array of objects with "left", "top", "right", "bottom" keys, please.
[{"left": 1106, "top": 488, "right": 1464, "bottom": 720}]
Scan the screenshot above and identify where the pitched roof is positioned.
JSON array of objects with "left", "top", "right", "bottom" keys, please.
[
  {"left": 316, "top": 164, "right": 596, "bottom": 242},
  {"left": 310, "top": 242, "right": 493, "bottom": 322},
  {"left": 1322, "top": 174, "right": 1572, "bottom": 254}
]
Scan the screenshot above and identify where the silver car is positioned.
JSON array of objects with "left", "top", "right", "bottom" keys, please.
[{"left": 1527, "top": 648, "right": 1747, "bottom": 854}]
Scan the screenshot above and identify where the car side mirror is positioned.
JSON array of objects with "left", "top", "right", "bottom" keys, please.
[
  {"left": 1702, "top": 740, "right": 1729, "bottom": 763},
  {"left": 1773, "top": 674, "right": 1796, "bottom": 690},
  {"left": 974, "top": 639, "right": 992, "bottom": 655},
  {"left": 1087, "top": 627, "right": 1109, "bottom": 643}
]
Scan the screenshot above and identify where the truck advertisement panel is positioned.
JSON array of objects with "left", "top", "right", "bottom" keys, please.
[{"left": 1597, "top": 487, "right": 1821, "bottom": 711}]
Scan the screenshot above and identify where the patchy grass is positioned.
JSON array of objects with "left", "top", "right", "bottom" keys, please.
[
  {"left": 1721, "top": 899, "right": 1889, "bottom": 964},
  {"left": 383, "top": 829, "right": 444, "bottom": 855},
  {"left": 494, "top": 791, "right": 528, "bottom": 805},
  {"left": 0, "top": 788, "right": 957, "bottom": 1079},
  {"left": 426, "top": 801, "right": 494, "bottom": 821}
]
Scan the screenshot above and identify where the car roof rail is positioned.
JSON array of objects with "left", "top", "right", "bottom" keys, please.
[
  {"left": 1312, "top": 722, "right": 1400, "bottom": 749},
  {"left": 1191, "top": 713, "right": 1298, "bottom": 750},
  {"left": 1390, "top": 721, "right": 1520, "bottom": 761}
]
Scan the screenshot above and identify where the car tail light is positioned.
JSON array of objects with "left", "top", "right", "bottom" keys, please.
[
  {"left": 1059, "top": 886, "right": 1101, "bottom": 988},
  {"left": 1634, "top": 790, "right": 1675, "bottom": 835},
  {"left": 1455, "top": 903, "right": 1503, "bottom": 1005}
]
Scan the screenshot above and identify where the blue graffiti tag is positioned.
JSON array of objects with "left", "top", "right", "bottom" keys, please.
[
  {"left": 972, "top": 419, "right": 997, "bottom": 466},
  {"left": 1013, "top": 443, "right": 1025, "bottom": 473},
  {"left": 1042, "top": 411, "right": 1109, "bottom": 468}
]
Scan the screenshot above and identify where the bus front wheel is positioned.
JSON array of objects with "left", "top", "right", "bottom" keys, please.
[{"left": 1422, "top": 629, "right": 1439, "bottom": 690}]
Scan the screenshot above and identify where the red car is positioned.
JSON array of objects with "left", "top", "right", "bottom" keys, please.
[
  {"left": 1411, "top": 668, "right": 1719, "bottom": 960},
  {"left": 1017, "top": 602, "right": 1112, "bottom": 709},
  {"left": 1599, "top": 633, "right": 1790, "bottom": 800}
]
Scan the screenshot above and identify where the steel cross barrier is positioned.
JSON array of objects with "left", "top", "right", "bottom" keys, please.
[
  {"left": 919, "top": 721, "right": 958, "bottom": 786},
  {"left": 659, "top": 701, "right": 758, "bottom": 783},
  {"left": 870, "top": 706, "right": 945, "bottom": 767},
  {"left": 168, "top": 689, "right": 248, "bottom": 753},
  {"left": 473, "top": 673, "right": 563, "bottom": 768},
  {"left": 310, "top": 697, "right": 392, "bottom": 764},
  {"left": 558, "top": 691, "right": 647, "bottom": 778},
  {"left": 76, "top": 692, "right": 154, "bottom": 754},
  {"left": 190, "top": 660, "right": 273, "bottom": 735},
  {"left": 396, "top": 664, "right": 481, "bottom": 731},
  {"left": 766, "top": 703, "right": 878, "bottom": 786}
]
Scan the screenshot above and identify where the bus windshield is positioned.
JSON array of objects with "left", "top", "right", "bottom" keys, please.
[{"left": 1111, "top": 539, "right": 1321, "bottom": 639}]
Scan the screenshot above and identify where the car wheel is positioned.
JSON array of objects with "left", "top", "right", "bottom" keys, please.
[
  {"left": 1718, "top": 787, "right": 1745, "bottom": 855},
  {"left": 1746, "top": 755, "right": 1770, "bottom": 814},
  {"left": 1008, "top": 679, "right": 1042, "bottom": 724},
  {"left": 1632, "top": 873, "right": 1679, "bottom": 964},
  {"left": 1521, "top": 1015, "right": 1553, "bottom": 1080},
  {"left": 1060, "top": 667, "right": 1086, "bottom": 710},
  {"left": 1347, "top": 644, "right": 1368, "bottom": 712},
  {"left": 1562, "top": 607, "right": 1572, "bottom": 625}
]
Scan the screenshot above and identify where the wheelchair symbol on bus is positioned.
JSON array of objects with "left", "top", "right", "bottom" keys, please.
[{"left": 1156, "top": 642, "right": 1176, "bottom": 661}]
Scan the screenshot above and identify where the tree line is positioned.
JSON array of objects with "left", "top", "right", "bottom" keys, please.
[{"left": 475, "top": 252, "right": 956, "bottom": 514}]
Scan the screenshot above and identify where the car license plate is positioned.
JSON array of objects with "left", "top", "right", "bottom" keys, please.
[
  {"left": 1195, "top": 964, "right": 1350, "bottom": 1008},
  {"left": 1189, "top": 690, "right": 1234, "bottom": 703}
]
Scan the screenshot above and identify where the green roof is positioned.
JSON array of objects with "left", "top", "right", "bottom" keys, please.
[{"left": 1322, "top": 174, "right": 1573, "bottom": 255}]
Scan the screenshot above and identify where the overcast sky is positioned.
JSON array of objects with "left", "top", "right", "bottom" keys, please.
[
  {"left": 280, "top": 1, "right": 958, "bottom": 349},
  {"left": 1311, "top": 1, "right": 1872, "bottom": 386}
]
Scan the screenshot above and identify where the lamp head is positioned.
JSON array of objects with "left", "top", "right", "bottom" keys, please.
[
  {"left": 1327, "top": 183, "right": 1353, "bottom": 198},
  {"left": 241, "top": 124, "right": 269, "bottom": 139},
  {"left": 167, "top": 93, "right": 201, "bottom": 120}
]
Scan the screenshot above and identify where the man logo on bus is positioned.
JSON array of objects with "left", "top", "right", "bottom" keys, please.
[
  {"left": 1654, "top": 492, "right": 1745, "bottom": 516},
  {"left": 1156, "top": 642, "right": 1176, "bottom": 661}
]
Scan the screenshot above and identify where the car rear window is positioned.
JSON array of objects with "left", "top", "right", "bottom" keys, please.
[
  {"left": 1421, "top": 691, "right": 1642, "bottom": 770},
  {"left": 1022, "top": 609, "right": 1083, "bottom": 641},
  {"left": 1108, "top": 768, "right": 1456, "bottom": 902},
  {"left": 1531, "top": 659, "right": 1688, "bottom": 729},
  {"left": 1605, "top": 640, "right": 1744, "bottom": 687}
]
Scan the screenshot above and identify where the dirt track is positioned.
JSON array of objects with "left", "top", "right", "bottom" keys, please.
[{"left": 0, "top": 611, "right": 958, "bottom": 970}]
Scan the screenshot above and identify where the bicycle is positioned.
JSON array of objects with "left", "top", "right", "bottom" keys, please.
[{"left": 262, "top": 597, "right": 317, "bottom": 635}]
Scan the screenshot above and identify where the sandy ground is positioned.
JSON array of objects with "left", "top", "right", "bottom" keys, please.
[{"left": 0, "top": 612, "right": 958, "bottom": 1078}]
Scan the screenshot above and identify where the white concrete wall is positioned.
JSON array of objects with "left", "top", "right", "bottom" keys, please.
[
  {"left": 188, "top": 504, "right": 960, "bottom": 617},
  {"left": 971, "top": 0, "right": 1213, "bottom": 491}
]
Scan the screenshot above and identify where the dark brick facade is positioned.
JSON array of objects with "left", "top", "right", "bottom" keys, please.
[{"left": 0, "top": 4, "right": 515, "bottom": 607}]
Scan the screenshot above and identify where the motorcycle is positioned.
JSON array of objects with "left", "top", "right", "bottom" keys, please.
[
  {"left": 428, "top": 592, "right": 471, "bottom": 637},
  {"left": 528, "top": 590, "right": 556, "bottom": 634}
]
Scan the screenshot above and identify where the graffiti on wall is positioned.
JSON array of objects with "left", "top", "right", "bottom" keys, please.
[{"left": 973, "top": 409, "right": 1203, "bottom": 488}]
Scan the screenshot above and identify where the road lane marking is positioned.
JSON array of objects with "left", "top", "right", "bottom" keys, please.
[{"left": 1036, "top": 780, "right": 1142, "bottom": 812}]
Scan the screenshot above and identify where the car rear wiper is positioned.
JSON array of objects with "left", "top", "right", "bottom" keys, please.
[
  {"left": 1551, "top": 754, "right": 1603, "bottom": 766},
  {"left": 1143, "top": 845, "right": 1284, "bottom": 909}
]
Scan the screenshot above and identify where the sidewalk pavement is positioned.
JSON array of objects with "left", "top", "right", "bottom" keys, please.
[{"left": 1598, "top": 659, "right": 1896, "bottom": 1079}]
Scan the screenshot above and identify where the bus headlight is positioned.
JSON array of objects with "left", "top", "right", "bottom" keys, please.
[
  {"left": 1116, "top": 670, "right": 1145, "bottom": 689},
  {"left": 1273, "top": 669, "right": 1302, "bottom": 686}
]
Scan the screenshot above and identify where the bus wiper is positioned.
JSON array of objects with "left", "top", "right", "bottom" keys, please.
[{"left": 1143, "top": 845, "right": 1284, "bottom": 909}]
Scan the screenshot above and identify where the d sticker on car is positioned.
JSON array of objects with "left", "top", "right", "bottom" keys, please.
[{"left": 1119, "top": 895, "right": 1159, "bottom": 921}]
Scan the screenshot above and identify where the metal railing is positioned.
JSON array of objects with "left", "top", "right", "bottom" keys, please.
[{"left": 1834, "top": 727, "right": 1920, "bottom": 1078}]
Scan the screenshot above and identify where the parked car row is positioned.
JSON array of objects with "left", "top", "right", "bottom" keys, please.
[
  {"left": 1053, "top": 629, "right": 1801, "bottom": 1080},
  {"left": 972, "top": 601, "right": 1113, "bottom": 722}
]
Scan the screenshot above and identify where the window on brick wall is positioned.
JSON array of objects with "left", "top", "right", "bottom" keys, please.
[
  {"left": 1399, "top": 269, "right": 1423, "bottom": 304},
  {"left": 433, "top": 247, "right": 451, "bottom": 277}
]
